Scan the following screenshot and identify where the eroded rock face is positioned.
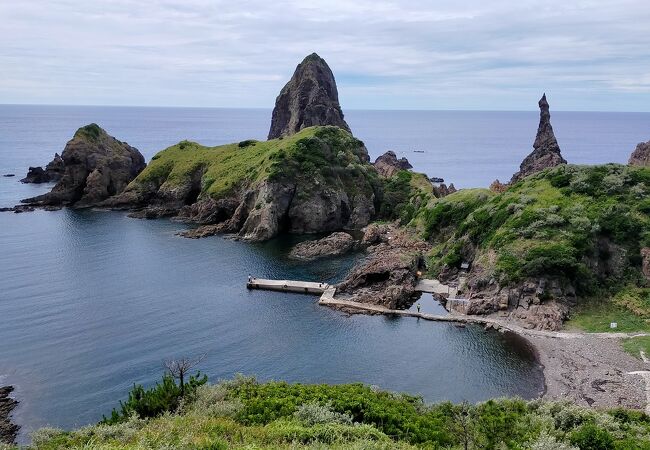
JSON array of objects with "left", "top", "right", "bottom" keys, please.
[
  {"left": 21, "top": 153, "right": 64, "bottom": 183},
  {"left": 335, "top": 224, "right": 430, "bottom": 309},
  {"left": 511, "top": 94, "right": 566, "bottom": 183},
  {"left": 0, "top": 386, "right": 18, "bottom": 445},
  {"left": 373, "top": 151, "right": 413, "bottom": 178},
  {"left": 21, "top": 124, "right": 145, "bottom": 207},
  {"left": 642, "top": 247, "right": 650, "bottom": 281},
  {"left": 433, "top": 183, "right": 456, "bottom": 198},
  {"left": 268, "top": 53, "right": 350, "bottom": 139},
  {"left": 629, "top": 141, "right": 650, "bottom": 167},
  {"left": 289, "top": 232, "right": 355, "bottom": 261}
]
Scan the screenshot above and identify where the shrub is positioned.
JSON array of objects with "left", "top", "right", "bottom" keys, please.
[
  {"left": 102, "top": 372, "right": 207, "bottom": 424},
  {"left": 294, "top": 402, "right": 353, "bottom": 426},
  {"left": 569, "top": 423, "right": 614, "bottom": 450},
  {"left": 238, "top": 139, "right": 257, "bottom": 148}
]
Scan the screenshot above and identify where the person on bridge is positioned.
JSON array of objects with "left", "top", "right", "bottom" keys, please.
[{"left": 416, "top": 303, "right": 421, "bottom": 313}]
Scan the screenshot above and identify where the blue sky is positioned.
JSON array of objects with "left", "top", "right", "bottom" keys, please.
[{"left": 1, "top": 0, "right": 650, "bottom": 111}]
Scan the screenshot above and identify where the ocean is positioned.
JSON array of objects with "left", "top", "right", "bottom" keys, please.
[{"left": 1, "top": 105, "right": 648, "bottom": 442}]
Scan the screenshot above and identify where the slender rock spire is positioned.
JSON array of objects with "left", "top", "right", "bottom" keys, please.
[{"left": 511, "top": 94, "right": 566, "bottom": 183}]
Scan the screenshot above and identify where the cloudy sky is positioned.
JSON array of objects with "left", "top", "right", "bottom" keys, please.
[{"left": 1, "top": 0, "right": 649, "bottom": 111}]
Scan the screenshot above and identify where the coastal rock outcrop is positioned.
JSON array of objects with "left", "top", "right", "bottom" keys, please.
[
  {"left": 511, "top": 94, "right": 566, "bottom": 183},
  {"left": 373, "top": 151, "right": 413, "bottom": 178},
  {"left": 268, "top": 53, "right": 351, "bottom": 139},
  {"left": 335, "top": 224, "right": 430, "bottom": 310},
  {"left": 21, "top": 153, "right": 64, "bottom": 183},
  {"left": 629, "top": 141, "right": 650, "bottom": 167},
  {"left": 0, "top": 386, "right": 18, "bottom": 445},
  {"left": 107, "top": 126, "right": 377, "bottom": 241},
  {"left": 21, "top": 124, "right": 145, "bottom": 207},
  {"left": 289, "top": 232, "right": 355, "bottom": 260},
  {"left": 642, "top": 247, "right": 650, "bottom": 281}
]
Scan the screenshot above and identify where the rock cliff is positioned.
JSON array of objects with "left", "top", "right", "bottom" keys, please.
[
  {"left": 107, "top": 126, "right": 378, "bottom": 241},
  {"left": 335, "top": 223, "right": 430, "bottom": 310},
  {"left": 511, "top": 94, "right": 566, "bottom": 183},
  {"left": 268, "top": 53, "right": 350, "bottom": 139},
  {"left": 21, "top": 153, "right": 64, "bottom": 183},
  {"left": 629, "top": 141, "right": 650, "bottom": 167},
  {"left": 373, "top": 151, "right": 413, "bottom": 178},
  {"left": 21, "top": 124, "right": 145, "bottom": 207},
  {"left": 0, "top": 386, "right": 18, "bottom": 445}
]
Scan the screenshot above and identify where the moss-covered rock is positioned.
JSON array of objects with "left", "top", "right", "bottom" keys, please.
[{"left": 105, "top": 126, "right": 381, "bottom": 240}]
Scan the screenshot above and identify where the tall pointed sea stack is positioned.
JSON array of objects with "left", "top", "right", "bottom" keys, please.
[
  {"left": 511, "top": 94, "right": 566, "bottom": 183},
  {"left": 268, "top": 53, "right": 351, "bottom": 139}
]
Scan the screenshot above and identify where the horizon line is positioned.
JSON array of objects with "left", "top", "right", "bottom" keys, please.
[{"left": 1, "top": 103, "right": 649, "bottom": 114}]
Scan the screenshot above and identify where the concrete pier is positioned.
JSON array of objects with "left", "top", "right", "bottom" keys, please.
[{"left": 246, "top": 278, "right": 329, "bottom": 295}]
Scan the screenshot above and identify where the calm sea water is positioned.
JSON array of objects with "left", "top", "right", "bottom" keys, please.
[{"left": 2, "top": 104, "right": 647, "bottom": 442}]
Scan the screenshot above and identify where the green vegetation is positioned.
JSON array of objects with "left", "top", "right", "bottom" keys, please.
[
  {"left": 567, "top": 301, "right": 650, "bottom": 333},
  {"left": 131, "top": 126, "right": 378, "bottom": 202},
  {"left": 421, "top": 164, "right": 650, "bottom": 313},
  {"left": 622, "top": 336, "right": 650, "bottom": 359},
  {"left": 102, "top": 372, "right": 207, "bottom": 425},
  {"left": 376, "top": 170, "right": 437, "bottom": 225},
  {"left": 22, "top": 377, "right": 650, "bottom": 449},
  {"left": 73, "top": 123, "right": 103, "bottom": 141}
]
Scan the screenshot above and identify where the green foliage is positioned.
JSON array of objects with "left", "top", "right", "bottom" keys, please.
[
  {"left": 74, "top": 123, "right": 102, "bottom": 141},
  {"left": 570, "top": 423, "right": 614, "bottom": 450},
  {"left": 102, "top": 372, "right": 207, "bottom": 424},
  {"left": 421, "top": 164, "right": 650, "bottom": 305},
  {"left": 238, "top": 139, "right": 258, "bottom": 148},
  {"left": 622, "top": 336, "right": 650, "bottom": 359},
  {"left": 131, "top": 126, "right": 378, "bottom": 207},
  {"left": 30, "top": 379, "right": 650, "bottom": 449}
]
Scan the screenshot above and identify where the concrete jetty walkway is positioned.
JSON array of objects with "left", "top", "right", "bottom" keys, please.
[
  {"left": 246, "top": 277, "right": 650, "bottom": 340},
  {"left": 246, "top": 278, "right": 329, "bottom": 294}
]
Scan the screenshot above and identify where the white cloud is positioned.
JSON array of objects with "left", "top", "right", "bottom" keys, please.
[{"left": 1, "top": 0, "right": 649, "bottom": 110}]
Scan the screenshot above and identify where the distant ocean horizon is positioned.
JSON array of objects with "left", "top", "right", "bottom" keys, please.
[{"left": 1, "top": 105, "right": 648, "bottom": 197}]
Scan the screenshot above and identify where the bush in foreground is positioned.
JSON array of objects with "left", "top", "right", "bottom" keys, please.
[{"left": 21, "top": 377, "right": 650, "bottom": 449}]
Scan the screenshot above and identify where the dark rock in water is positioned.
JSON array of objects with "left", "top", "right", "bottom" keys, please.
[
  {"left": 289, "top": 232, "right": 355, "bottom": 261},
  {"left": 0, "top": 385, "right": 19, "bottom": 445},
  {"left": 335, "top": 223, "right": 430, "bottom": 310},
  {"left": 0, "top": 205, "right": 35, "bottom": 213},
  {"left": 511, "top": 94, "right": 566, "bottom": 183},
  {"left": 21, "top": 153, "right": 64, "bottom": 183},
  {"left": 268, "top": 53, "right": 351, "bottom": 139},
  {"left": 373, "top": 151, "right": 413, "bottom": 178},
  {"left": 429, "top": 177, "right": 444, "bottom": 183},
  {"left": 3, "top": 174, "right": 15, "bottom": 177},
  {"left": 629, "top": 141, "right": 650, "bottom": 167},
  {"left": 21, "top": 124, "right": 146, "bottom": 208}
]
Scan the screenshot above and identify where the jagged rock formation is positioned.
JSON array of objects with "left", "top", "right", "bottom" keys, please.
[
  {"left": 21, "top": 153, "right": 64, "bottom": 183},
  {"left": 335, "top": 224, "right": 430, "bottom": 310},
  {"left": 373, "top": 151, "right": 413, "bottom": 178},
  {"left": 511, "top": 94, "right": 566, "bottom": 183},
  {"left": 433, "top": 183, "right": 456, "bottom": 198},
  {"left": 489, "top": 179, "right": 508, "bottom": 193},
  {"left": 289, "top": 232, "right": 356, "bottom": 260},
  {"left": 21, "top": 124, "right": 146, "bottom": 208},
  {"left": 629, "top": 141, "right": 650, "bottom": 167},
  {"left": 0, "top": 386, "right": 18, "bottom": 445},
  {"left": 268, "top": 53, "right": 350, "bottom": 139}
]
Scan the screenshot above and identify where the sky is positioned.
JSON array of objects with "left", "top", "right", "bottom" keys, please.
[{"left": 1, "top": 0, "right": 650, "bottom": 111}]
